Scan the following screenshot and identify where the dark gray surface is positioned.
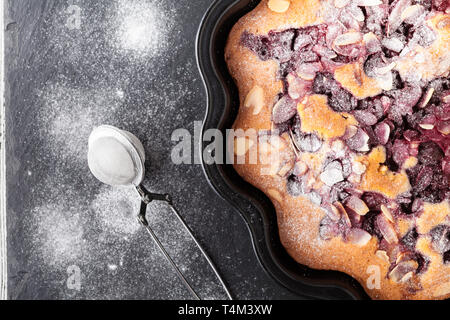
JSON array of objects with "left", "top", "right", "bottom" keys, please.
[{"left": 4, "top": 0, "right": 300, "bottom": 300}]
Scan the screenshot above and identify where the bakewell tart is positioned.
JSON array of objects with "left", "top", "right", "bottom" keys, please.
[{"left": 225, "top": 0, "right": 450, "bottom": 299}]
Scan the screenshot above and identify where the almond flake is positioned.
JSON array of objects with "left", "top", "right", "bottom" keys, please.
[
  {"left": 363, "top": 32, "right": 378, "bottom": 43},
  {"left": 396, "top": 252, "right": 407, "bottom": 264},
  {"left": 334, "top": 202, "right": 351, "bottom": 228},
  {"left": 268, "top": 0, "right": 290, "bottom": 13},
  {"left": 389, "top": 260, "right": 418, "bottom": 283},
  {"left": 357, "top": 132, "right": 371, "bottom": 152},
  {"left": 344, "top": 125, "right": 358, "bottom": 139},
  {"left": 419, "top": 123, "right": 435, "bottom": 130},
  {"left": 380, "top": 205, "right": 395, "bottom": 223},
  {"left": 294, "top": 161, "right": 308, "bottom": 176},
  {"left": 382, "top": 37, "right": 404, "bottom": 52},
  {"left": 244, "top": 86, "right": 265, "bottom": 115},
  {"left": 320, "top": 168, "right": 344, "bottom": 187},
  {"left": 331, "top": 140, "right": 346, "bottom": 158},
  {"left": 443, "top": 95, "right": 450, "bottom": 104},
  {"left": 277, "top": 161, "right": 294, "bottom": 177},
  {"left": 400, "top": 5, "right": 423, "bottom": 23},
  {"left": 375, "top": 122, "right": 390, "bottom": 145},
  {"left": 376, "top": 250, "right": 390, "bottom": 262},
  {"left": 352, "top": 161, "right": 367, "bottom": 175},
  {"left": 345, "top": 196, "right": 370, "bottom": 216},
  {"left": 376, "top": 71, "right": 394, "bottom": 91},
  {"left": 349, "top": 7, "right": 365, "bottom": 22},
  {"left": 438, "top": 123, "right": 450, "bottom": 135},
  {"left": 377, "top": 215, "right": 398, "bottom": 244},
  {"left": 403, "top": 156, "right": 418, "bottom": 169},
  {"left": 305, "top": 174, "right": 317, "bottom": 191},
  {"left": 363, "top": 32, "right": 381, "bottom": 53},
  {"left": 296, "top": 71, "right": 315, "bottom": 81},
  {"left": 347, "top": 228, "right": 372, "bottom": 246},
  {"left": 307, "top": 192, "right": 322, "bottom": 206},
  {"left": 268, "top": 189, "right": 283, "bottom": 203},
  {"left": 329, "top": 205, "right": 342, "bottom": 221},
  {"left": 272, "top": 96, "right": 297, "bottom": 123},
  {"left": 374, "top": 62, "right": 396, "bottom": 75},
  {"left": 400, "top": 271, "right": 414, "bottom": 283},
  {"left": 334, "top": 32, "right": 362, "bottom": 46},
  {"left": 387, "top": 0, "right": 411, "bottom": 35},
  {"left": 420, "top": 88, "right": 434, "bottom": 108}
]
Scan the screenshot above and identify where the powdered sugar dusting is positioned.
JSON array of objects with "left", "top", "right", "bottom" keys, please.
[
  {"left": 19, "top": 0, "right": 226, "bottom": 300},
  {"left": 46, "top": 0, "right": 175, "bottom": 63},
  {"left": 37, "top": 79, "right": 123, "bottom": 165},
  {"left": 115, "top": 0, "right": 174, "bottom": 58},
  {"left": 31, "top": 204, "right": 86, "bottom": 267},
  {"left": 91, "top": 186, "right": 141, "bottom": 237}
]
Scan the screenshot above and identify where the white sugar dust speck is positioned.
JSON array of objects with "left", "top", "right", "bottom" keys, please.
[
  {"left": 108, "top": 264, "right": 118, "bottom": 271},
  {"left": 116, "top": 89, "right": 125, "bottom": 99}
]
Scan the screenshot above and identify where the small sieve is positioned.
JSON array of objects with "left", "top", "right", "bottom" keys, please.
[{"left": 88, "top": 125, "right": 232, "bottom": 300}]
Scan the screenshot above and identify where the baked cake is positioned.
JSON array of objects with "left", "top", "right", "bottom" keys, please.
[{"left": 225, "top": 0, "right": 449, "bottom": 299}]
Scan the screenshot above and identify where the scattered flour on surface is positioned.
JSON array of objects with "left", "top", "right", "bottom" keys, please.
[
  {"left": 115, "top": 0, "right": 174, "bottom": 58},
  {"left": 37, "top": 79, "right": 123, "bottom": 166},
  {"left": 91, "top": 185, "right": 141, "bottom": 236},
  {"left": 21, "top": 0, "right": 224, "bottom": 300},
  {"left": 31, "top": 204, "right": 86, "bottom": 268},
  {"left": 46, "top": 0, "right": 176, "bottom": 62}
]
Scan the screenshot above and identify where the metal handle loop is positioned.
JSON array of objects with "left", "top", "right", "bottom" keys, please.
[{"left": 135, "top": 185, "right": 233, "bottom": 300}]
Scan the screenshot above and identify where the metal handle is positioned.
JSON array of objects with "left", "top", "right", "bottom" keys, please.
[{"left": 135, "top": 185, "right": 233, "bottom": 300}]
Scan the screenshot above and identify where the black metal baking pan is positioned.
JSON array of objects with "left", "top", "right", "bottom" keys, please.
[{"left": 196, "top": 0, "right": 370, "bottom": 300}]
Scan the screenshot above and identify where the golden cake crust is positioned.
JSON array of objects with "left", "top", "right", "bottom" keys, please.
[{"left": 225, "top": 0, "right": 450, "bottom": 300}]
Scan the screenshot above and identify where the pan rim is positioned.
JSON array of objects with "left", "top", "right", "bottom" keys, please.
[{"left": 196, "top": 0, "right": 370, "bottom": 300}]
